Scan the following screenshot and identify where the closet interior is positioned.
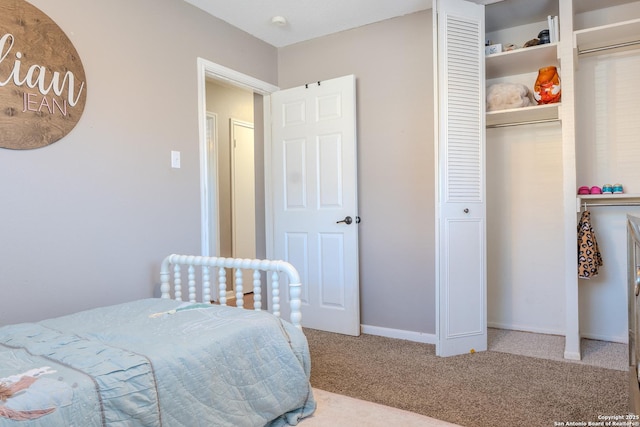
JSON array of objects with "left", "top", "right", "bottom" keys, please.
[{"left": 483, "top": 0, "right": 640, "bottom": 358}]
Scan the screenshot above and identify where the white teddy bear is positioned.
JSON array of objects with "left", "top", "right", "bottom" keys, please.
[{"left": 486, "top": 83, "right": 533, "bottom": 111}]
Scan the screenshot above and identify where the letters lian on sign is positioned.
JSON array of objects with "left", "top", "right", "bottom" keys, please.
[{"left": 0, "top": 0, "right": 87, "bottom": 149}]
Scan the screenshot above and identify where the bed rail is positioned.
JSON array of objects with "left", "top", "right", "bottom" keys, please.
[{"left": 159, "top": 254, "right": 302, "bottom": 329}]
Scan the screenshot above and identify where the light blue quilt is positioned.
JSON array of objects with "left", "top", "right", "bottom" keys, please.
[{"left": 0, "top": 299, "right": 315, "bottom": 426}]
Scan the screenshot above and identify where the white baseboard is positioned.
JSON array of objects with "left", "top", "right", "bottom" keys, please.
[
  {"left": 487, "top": 322, "right": 629, "bottom": 346},
  {"left": 360, "top": 324, "right": 437, "bottom": 345},
  {"left": 359, "top": 324, "right": 627, "bottom": 350},
  {"left": 564, "top": 350, "right": 582, "bottom": 360},
  {"left": 580, "top": 332, "right": 627, "bottom": 344},
  {"left": 488, "top": 321, "right": 628, "bottom": 344},
  {"left": 488, "top": 321, "right": 564, "bottom": 336}
]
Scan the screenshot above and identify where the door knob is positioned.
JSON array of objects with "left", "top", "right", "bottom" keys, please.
[{"left": 336, "top": 216, "right": 353, "bottom": 225}]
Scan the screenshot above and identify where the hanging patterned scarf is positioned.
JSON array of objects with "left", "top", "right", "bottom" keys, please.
[{"left": 578, "top": 209, "right": 603, "bottom": 279}]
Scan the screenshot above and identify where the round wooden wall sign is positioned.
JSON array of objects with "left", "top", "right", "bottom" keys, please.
[{"left": 0, "top": 0, "right": 87, "bottom": 150}]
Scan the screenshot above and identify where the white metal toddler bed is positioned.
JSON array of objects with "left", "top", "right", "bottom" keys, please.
[{"left": 0, "top": 254, "right": 315, "bottom": 427}]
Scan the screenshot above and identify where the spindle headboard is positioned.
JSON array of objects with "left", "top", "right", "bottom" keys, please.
[{"left": 159, "top": 254, "right": 303, "bottom": 329}]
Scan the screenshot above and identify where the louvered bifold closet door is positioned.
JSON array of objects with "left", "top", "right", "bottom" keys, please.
[{"left": 435, "top": 0, "right": 487, "bottom": 357}]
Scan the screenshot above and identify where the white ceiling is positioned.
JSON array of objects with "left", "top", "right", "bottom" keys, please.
[
  {"left": 183, "top": 0, "right": 624, "bottom": 48},
  {"left": 183, "top": 0, "right": 431, "bottom": 48}
]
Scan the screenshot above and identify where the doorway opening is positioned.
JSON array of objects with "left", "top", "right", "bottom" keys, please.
[
  {"left": 205, "top": 81, "right": 254, "bottom": 267},
  {"left": 197, "top": 58, "right": 279, "bottom": 301}
]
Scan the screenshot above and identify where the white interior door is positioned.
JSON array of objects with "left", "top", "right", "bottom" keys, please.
[
  {"left": 270, "top": 75, "right": 360, "bottom": 336},
  {"left": 231, "top": 119, "right": 256, "bottom": 294},
  {"left": 435, "top": 0, "right": 487, "bottom": 356}
]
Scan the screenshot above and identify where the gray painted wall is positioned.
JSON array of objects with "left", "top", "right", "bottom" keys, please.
[
  {"left": 1, "top": 0, "right": 277, "bottom": 325},
  {"left": 2, "top": 2, "right": 436, "bottom": 336},
  {"left": 278, "top": 11, "right": 436, "bottom": 334}
]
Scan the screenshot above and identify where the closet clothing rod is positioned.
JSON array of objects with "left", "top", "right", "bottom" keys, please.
[
  {"left": 584, "top": 202, "right": 640, "bottom": 208},
  {"left": 486, "top": 118, "right": 560, "bottom": 129},
  {"left": 578, "top": 39, "right": 640, "bottom": 56}
]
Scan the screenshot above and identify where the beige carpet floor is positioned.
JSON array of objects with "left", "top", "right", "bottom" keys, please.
[
  {"left": 488, "top": 328, "right": 627, "bottom": 371},
  {"left": 301, "top": 388, "right": 462, "bottom": 427},
  {"left": 304, "top": 327, "right": 628, "bottom": 426}
]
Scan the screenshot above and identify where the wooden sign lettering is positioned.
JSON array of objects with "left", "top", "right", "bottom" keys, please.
[{"left": 0, "top": 0, "right": 87, "bottom": 149}]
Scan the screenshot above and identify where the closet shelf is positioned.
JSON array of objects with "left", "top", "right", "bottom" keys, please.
[
  {"left": 486, "top": 43, "right": 559, "bottom": 80},
  {"left": 574, "top": 18, "right": 640, "bottom": 57},
  {"left": 486, "top": 103, "right": 560, "bottom": 128},
  {"left": 578, "top": 194, "right": 640, "bottom": 200},
  {"left": 576, "top": 194, "right": 640, "bottom": 211}
]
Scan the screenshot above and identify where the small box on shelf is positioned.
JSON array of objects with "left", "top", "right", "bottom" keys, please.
[{"left": 485, "top": 44, "right": 502, "bottom": 55}]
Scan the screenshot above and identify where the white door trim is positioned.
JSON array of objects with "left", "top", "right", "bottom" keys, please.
[
  {"left": 205, "top": 112, "right": 220, "bottom": 257},
  {"left": 196, "top": 57, "right": 279, "bottom": 256}
]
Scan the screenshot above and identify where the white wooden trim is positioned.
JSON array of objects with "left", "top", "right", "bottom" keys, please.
[
  {"left": 263, "top": 99, "right": 274, "bottom": 262},
  {"left": 487, "top": 321, "right": 564, "bottom": 337},
  {"left": 431, "top": 0, "right": 442, "bottom": 356},
  {"left": 361, "top": 324, "right": 437, "bottom": 345},
  {"left": 580, "top": 332, "right": 627, "bottom": 345},
  {"left": 206, "top": 112, "right": 220, "bottom": 257},
  {"left": 198, "top": 58, "right": 279, "bottom": 95},
  {"left": 559, "top": 0, "right": 581, "bottom": 363},
  {"left": 197, "top": 62, "right": 210, "bottom": 255},
  {"left": 365, "top": 323, "right": 625, "bottom": 349}
]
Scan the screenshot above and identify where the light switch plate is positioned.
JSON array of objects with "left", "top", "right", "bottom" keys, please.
[{"left": 171, "top": 151, "right": 181, "bottom": 168}]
